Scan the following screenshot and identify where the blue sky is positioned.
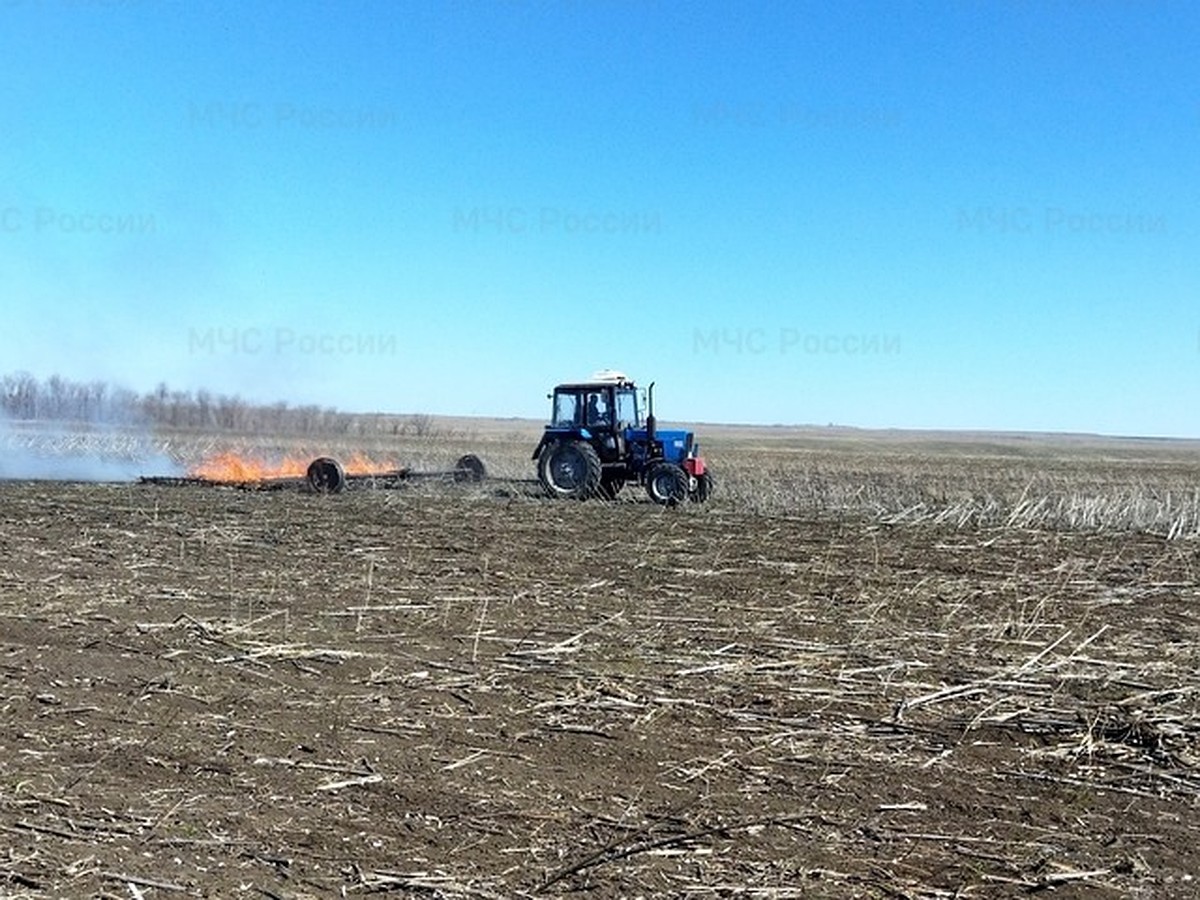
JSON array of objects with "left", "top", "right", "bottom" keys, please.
[{"left": 1, "top": 0, "right": 1196, "bottom": 436}]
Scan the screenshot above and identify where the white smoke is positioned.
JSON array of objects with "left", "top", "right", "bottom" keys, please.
[{"left": 0, "top": 417, "right": 181, "bottom": 482}]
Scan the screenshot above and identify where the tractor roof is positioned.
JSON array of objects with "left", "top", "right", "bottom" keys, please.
[
  {"left": 553, "top": 370, "right": 637, "bottom": 391},
  {"left": 554, "top": 380, "right": 636, "bottom": 392},
  {"left": 553, "top": 369, "right": 634, "bottom": 389}
]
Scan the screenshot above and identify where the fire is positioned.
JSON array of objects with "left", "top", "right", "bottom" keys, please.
[
  {"left": 187, "top": 451, "right": 401, "bottom": 483},
  {"left": 341, "top": 452, "right": 404, "bottom": 476},
  {"left": 187, "top": 452, "right": 305, "bottom": 482}
]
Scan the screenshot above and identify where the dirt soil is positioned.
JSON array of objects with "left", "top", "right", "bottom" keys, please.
[{"left": 2, "top": 480, "right": 1199, "bottom": 898}]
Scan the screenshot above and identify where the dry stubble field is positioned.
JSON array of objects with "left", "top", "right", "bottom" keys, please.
[{"left": 2, "top": 426, "right": 1200, "bottom": 898}]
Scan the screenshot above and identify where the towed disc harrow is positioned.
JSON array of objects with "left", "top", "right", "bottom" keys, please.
[{"left": 139, "top": 453, "right": 488, "bottom": 494}]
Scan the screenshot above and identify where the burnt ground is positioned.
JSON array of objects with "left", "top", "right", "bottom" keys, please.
[{"left": 1, "top": 480, "right": 1199, "bottom": 898}]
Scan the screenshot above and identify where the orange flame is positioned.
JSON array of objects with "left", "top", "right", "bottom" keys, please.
[{"left": 187, "top": 452, "right": 401, "bottom": 483}]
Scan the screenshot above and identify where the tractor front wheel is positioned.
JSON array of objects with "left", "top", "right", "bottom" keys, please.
[
  {"left": 690, "top": 470, "right": 714, "bottom": 503},
  {"left": 538, "top": 441, "right": 602, "bottom": 499},
  {"left": 645, "top": 462, "right": 689, "bottom": 506}
]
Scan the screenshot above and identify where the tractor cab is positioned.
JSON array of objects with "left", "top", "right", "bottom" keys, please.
[
  {"left": 532, "top": 371, "right": 712, "bottom": 505},
  {"left": 549, "top": 382, "right": 641, "bottom": 431},
  {"left": 543, "top": 374, "right": 642, "bottom": 464}
]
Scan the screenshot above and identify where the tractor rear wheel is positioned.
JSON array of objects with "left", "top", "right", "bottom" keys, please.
[
  {"left": 645, "top": 462, "right": 689, "bottom": 506},
  {"left": 538, "top": 441, "right": 602, "bottom": 499},
  {"left": 690, "top": 471, "right": 714, "bottom": 503}
]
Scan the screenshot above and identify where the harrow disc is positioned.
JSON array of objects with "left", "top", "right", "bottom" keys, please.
[
  {"left": 306, "top": 456, "right": 347, "bottom": 494},
  {"left": 454, "top": 454, "right": 487, "bottom": 483}
]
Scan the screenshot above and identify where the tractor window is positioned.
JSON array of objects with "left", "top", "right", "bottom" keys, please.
[
  {"left": 552, "top": 392, "right": 581, "bottom": 427},
  {"left": 615, "top": 389, "right": 638, "bottom": 427}
]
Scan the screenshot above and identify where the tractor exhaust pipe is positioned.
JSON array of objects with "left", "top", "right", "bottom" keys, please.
[{"left": 646, "top": 381, "right": 657, "bottom": 448}]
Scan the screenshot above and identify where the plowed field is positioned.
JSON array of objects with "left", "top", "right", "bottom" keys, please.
[{"left": 2, "top": 470, "right": 1199, "bottom": 897}]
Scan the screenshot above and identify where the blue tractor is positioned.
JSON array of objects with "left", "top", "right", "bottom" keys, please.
[{"left": 531, "top": 371, "right": 713, "bottom": 505}]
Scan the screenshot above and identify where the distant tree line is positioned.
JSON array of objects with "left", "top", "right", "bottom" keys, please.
[{"left": 0, "top": 371, "right": 436, "bottom": 437}]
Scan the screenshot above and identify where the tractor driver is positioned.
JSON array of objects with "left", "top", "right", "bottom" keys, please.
[{"left": 586, "top": 392, "right": 611, "bottom": 427}]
